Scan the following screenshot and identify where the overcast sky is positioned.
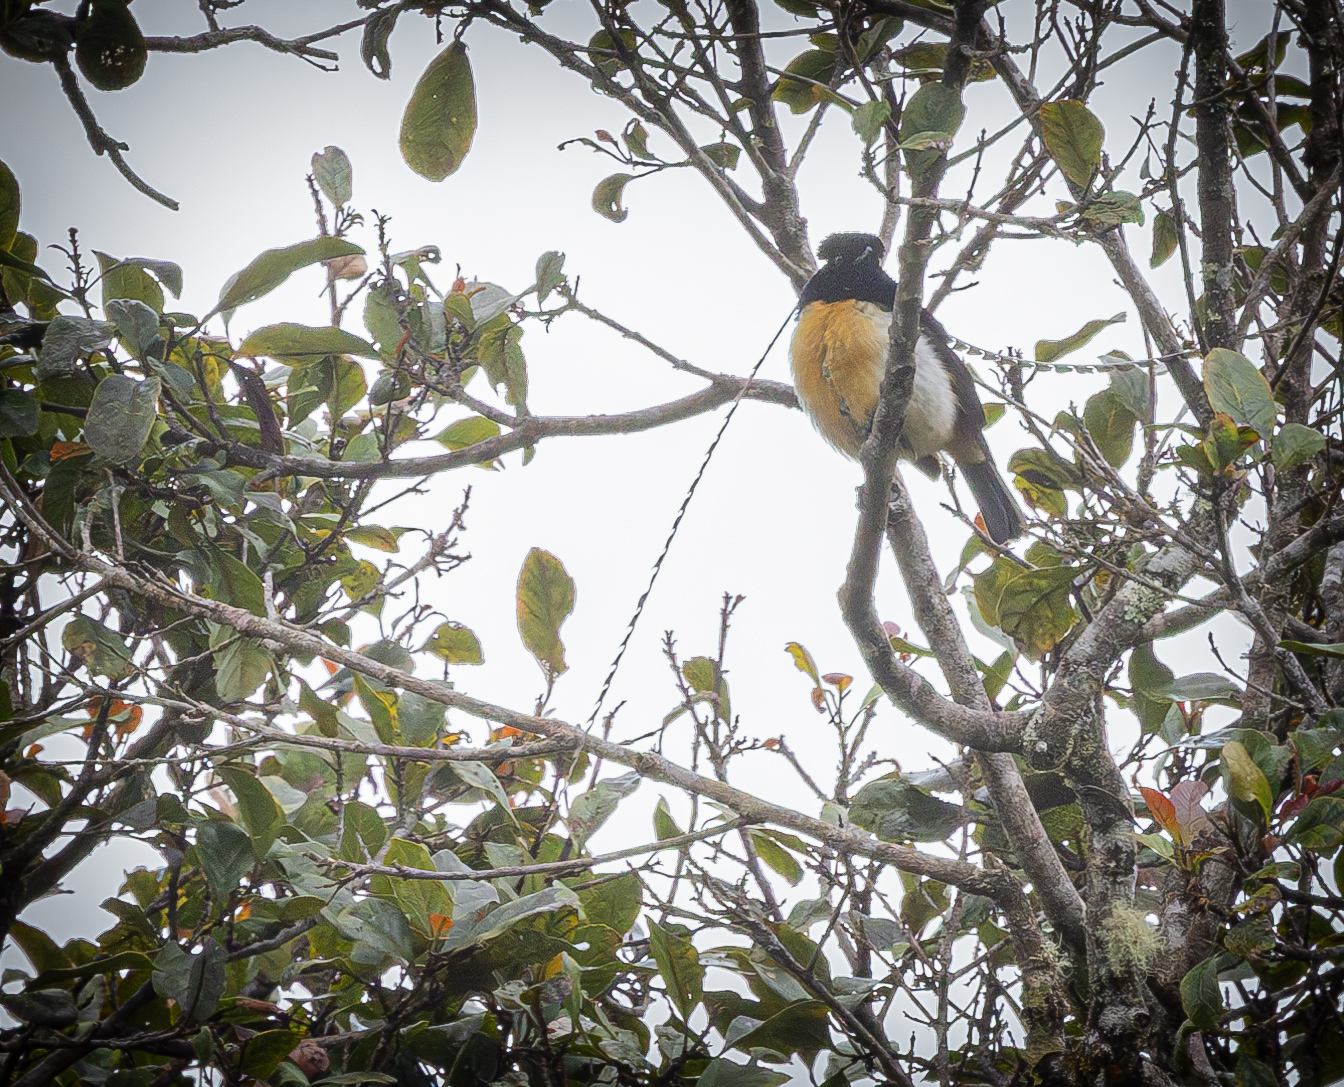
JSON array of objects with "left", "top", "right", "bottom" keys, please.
[{"left": 0, "top": 0, "right": 1273, "bottom": 944}]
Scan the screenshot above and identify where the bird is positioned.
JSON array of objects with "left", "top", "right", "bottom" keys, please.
[{"left": 789, "top": 231, "right": 1024, "bottom": 544}]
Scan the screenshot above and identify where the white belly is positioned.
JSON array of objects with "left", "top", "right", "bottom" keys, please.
[{"left": 853, "top": 302, "right": 957, "bottom": 461}]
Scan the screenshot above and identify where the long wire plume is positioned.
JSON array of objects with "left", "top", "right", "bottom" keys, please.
[{"left": 586, "top": 308, "right": 798, "bottom": 728}]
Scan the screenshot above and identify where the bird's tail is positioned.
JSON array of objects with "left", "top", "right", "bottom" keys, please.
[{"left": 961, "top": 459, "right": 1025, "bottom": 544}]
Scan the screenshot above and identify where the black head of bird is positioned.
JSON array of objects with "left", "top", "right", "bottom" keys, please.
[{"left": 790, "top": 231, "right": 1025, "bottom": 544}]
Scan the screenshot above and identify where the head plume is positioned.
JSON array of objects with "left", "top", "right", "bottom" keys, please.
[{"left": 816, "top": 232, "right": 885, "bottom": 265}]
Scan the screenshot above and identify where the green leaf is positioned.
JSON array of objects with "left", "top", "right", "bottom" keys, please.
[
  {"left": 312, "top": 145, "right": 353, "bottom": 205},
  {"left": 1163, "top": 673, "right": 1241, "bottom": 702},
  {"left": 749, "top": 830, "right": 804, "bottom": 885},
  {"left": 851, "top": 100, "right": 892, "bottom": 146},
  {"left": 106, "top": 298, "right": 161, "bottom": 359},
  {"left": 535, "top": 250, "right": 565, "bottom": 304},
  {"left": 569, "top": 772, "right": 641, "bottom": 851},
  {"left": 0, "top": 989, "right": 77, "bottom": 1028},
  {"left": 900, "top": 81, "right": 964, "bottom": 176},
  {"left": 475, "top": 319, "right": 528, "bottom": 408},
  {"left": 152, "top": 940, "right": 226, "bottom": 1021},
  {"left": 109, "top": 257, "right": 182, "bottom": 299},
  {"left": 1279, "top": 639, "right": 1344, "bottom": 659},
  {"left": 398, "top": 689, "right": 448, "bottom": 746},
  {"left": 339, "top": 800, "right": 388, "bottom": 862},
  {"left": 587, "top": 27, "right": 637, "bottom": 76},
  {"left": 0, "top": 388, "right": 39, "bottom": 438},
  {"left": 0, "top": 158, "right": 18, "bottom": 252},
  {"left": 1151, "top": 208, "right": 1178, "bottom": 267},
  {"left": 578, "top": 870, "right": 642, "bottom": 937},
  {"left": 335, "top": 896, "right": 416, "bottom": 963},
  {"left": 360, "top": 6, "right": 399, "bottom": 78},
  {"left": 450, "top": 760, "right": 513, "bottom": 811},
  {"left": 1081, "top": 191, "right": 1145, "bottom": 227},
  {"left": 1271, "top": 422, "right": 1325, "bottom": 470},
  {"left": 38, "top": 315, "right": 115, "bottom": 376},
  {"left": 849, "top": 777, "right": 965, "bottom": 842},
  {"left": 697, "top": 1059, "right": 791, "bottom": 1087},
  {"left": 1039, "top": 100, "right": 1105, "bottom": 188},
  {"left": 434, "top": 414, "right": 501, "bottom": 453},
  {"left": 771, "top": 49, "right": 835, "bottom": 114},
  {"left": 75, "top": 0, "right": 146, "bottom": 90},
  {"left": 516, "top": 547, "right": 575, "bottom": 678},
  {"left": 700, "top": 141, "right": 742, "bottom": 169},
  {"left": 1179, "top": 956, "right": 1224, "bottom": 1030},
  {"left": 213, "top": 237, "right": 364, "bottom": 317},
  {"left": 1224, "top": 917, "right": 1276, "bottom": 959},
  {"left": 345, "top": 525, "right": 400, "bottom": 552},
  {"left": 84, "top": 374, "right": 160, "bottom": 465},
  {"left": 1235, "top": 1057, "right": 1279, "bottom": 1087},
  {"left": 29, "top": 950, "right": 153, "bottom": 988},
  {"left": 195, "top": 821, "right": 254, "bottom": 896},
  {"left": 239, "top": 322, "right": 378, "bottom": 364},
  {"left": 1129, "top": 642, "right": 1174, "bottom": 733},
  {"left": 62, "top": 614, "right": 132, "bottom": 679},
  {"left": 1034, "top": 312, "right": 1126, "bottom": 362},
  {"left": 354, "top": 674, "right": 397, "bottom": 743},
  {"left": 1082, "top": 387, "right": 1137, "bottom": 467},
  {"left": 592, "top": 173, "right": 634, "bottom": 222},
  {"left": 646, "top": 917, "right": 703, "bottom": 1021},
  {"left": 215, "top": 551, "right": 266, "bottom": 616},
  {"left": 381, "top": 837, "right": 452, "bottom": 935},
  {"left": 214, "top": 638, "right": 271, "bottom": 702},
  {"left": 1221, "top": 740, "right": 1273, "bottom": 817},
  {"left": 1203, "top": 348, "right": 1276, "bottom": 434},
  {"left": 654, "top": 795, "right": 683, "bottom": 841},
  {"left": 421, "top": 621, "right": 484, "bottom": 665},
  {"left": 400, "top": 41, "right": 477, "bottom": 181},
  {"left": 96, "top": 250, "right": 164, "bottom": 313},
  {"left": 217, "top": 768, "right": 284, "bottom": 858},
  {"left": 973, "top": 557, "right": 1077, "bottom": 658},
  {"left": 1286, "top": 796, "right": 1344, "bottom": 850},
  {"left": 239, "top": 1029, "right": 303, "bottom": 1079}
]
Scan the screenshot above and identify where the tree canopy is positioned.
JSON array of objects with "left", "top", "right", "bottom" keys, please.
[{"left": 1, "top": 2, "right": 1343, "bottom": 1086}]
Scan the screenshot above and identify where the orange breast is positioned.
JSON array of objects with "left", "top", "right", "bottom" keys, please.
[{"left": 789, "top": 300, "right": 888, "bottom": 458}]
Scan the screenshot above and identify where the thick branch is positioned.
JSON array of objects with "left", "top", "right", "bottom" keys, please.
[{"left": 1191, "top": 0, "right": 1236, "bottom": 350}]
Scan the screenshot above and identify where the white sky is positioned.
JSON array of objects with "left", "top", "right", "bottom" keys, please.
[{"left": 0, "top": 0, "right": 1270, "bottom": 955}]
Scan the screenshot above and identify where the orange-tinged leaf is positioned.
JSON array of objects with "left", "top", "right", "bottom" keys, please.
[
  {"left": 24, "top": 744, "right": 42, "bottom": 758},
  {"left": 429, "top": 913, "right": 454, "bottom": 939},
  {"left": 763, "top": 737, "right": 780, "bottom": 750},
  {"left": 235, "top": 901, "right": 252, "bottom": 921},
  {"left": 50, "top": 441, "right": 91, "bottom": 461},
  {"left": 320, "top": 658, "right": 339, "bottom": 676},
  {"left": 1140, "top": 786, "right": 1181, "bottom": 843},
  {"left": 822, "top": 672, "right": 853, "bottom": 692},
  {"left": 114, "top": 703, "right": 144, "bottom": 738},
  {"left": 810, "top": 687, "right": 826, "bottom": 713}
]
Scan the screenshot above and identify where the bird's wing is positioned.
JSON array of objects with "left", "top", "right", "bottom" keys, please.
[{"left": 920, "top": 309, "right": 986, "bottom": 430}]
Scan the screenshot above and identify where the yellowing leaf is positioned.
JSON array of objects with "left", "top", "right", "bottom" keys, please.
[{"left": 516, "top": 548, "right": 575, "bottom": 678}]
